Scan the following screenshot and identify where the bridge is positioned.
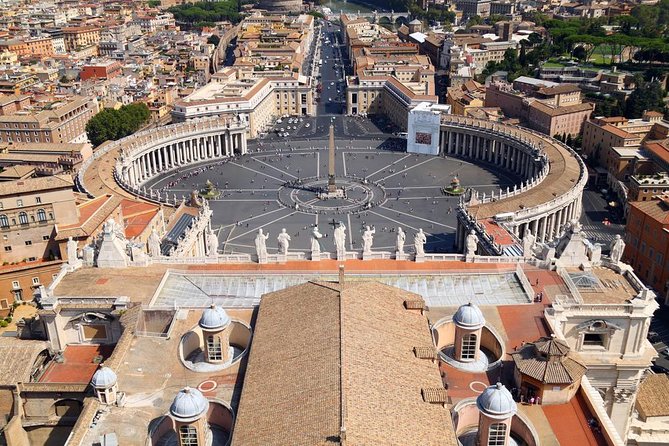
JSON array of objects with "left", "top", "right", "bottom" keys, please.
[{"left": 337, "top": 9, "right": 411, "bottom": 24}]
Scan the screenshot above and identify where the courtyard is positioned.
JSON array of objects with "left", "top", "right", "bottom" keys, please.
[{"left": 146, "top": 143, "right": 520, "bottom": 255}]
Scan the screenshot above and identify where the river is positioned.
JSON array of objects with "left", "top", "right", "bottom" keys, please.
[{"left": 322, "top": 0, "right": 376, "bottom": 14}]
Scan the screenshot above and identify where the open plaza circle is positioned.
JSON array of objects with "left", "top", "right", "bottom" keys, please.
[
  {"left": 277, "top": 176, "right": 386, "bottom": 215},
  {"left": 147, "top": 142, "right": 520, "bottom": 256}
]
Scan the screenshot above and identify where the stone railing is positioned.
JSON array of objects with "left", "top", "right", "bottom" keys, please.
[
  {"left": 441, "top": 116, "right": 551, "bottom": 204},
  {"left": 76, "top": 117, "right": 241, "bottom": 203}
]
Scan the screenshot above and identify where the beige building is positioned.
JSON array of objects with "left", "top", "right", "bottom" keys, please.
[
  {"left": 0, "top": 175, "right": 78, "bottom": 265},
  {"left": 0, "top": 96, "right": 98, "bottom": 145},
  {"left": 172, "top": 69, "right": 314, "bottom": 138},
  {"left": 62, "top": 26, "right": 100, "bottom": 51}
]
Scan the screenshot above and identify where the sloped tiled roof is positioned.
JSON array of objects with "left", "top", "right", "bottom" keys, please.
[
  {"left": 636, "top": 373, "right": 669, "bottom": 418},
  {"left": 232, "top": 281, "right": 457, "bottom": 446},
  {"left": 510, "top": 336, "right": 587, "bottom": 385}
]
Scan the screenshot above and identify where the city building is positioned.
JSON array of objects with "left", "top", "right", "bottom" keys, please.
[
  {"left": 625, "top": 194, "right": 669, "bottom": 294},
  {"left": 0, "top": 96, "right": 98, "bottom": 144}
]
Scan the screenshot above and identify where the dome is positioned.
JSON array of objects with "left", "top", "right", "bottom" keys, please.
[
  {"left": 453, "top": 303, "right": 485, "bottom": 329},
  {"left": 409, "top": 19, "right": 422, "bottom": 25},
  {"left": 476, "top": 383, "right": 517, "bottom": 419},
  {"left": 91, "top": 366, "right": 117, "bottom": 389},
  {"left": 170, "top": 387, "right": 209, "bottom": 422},
  {"left": 199, "top": 305, "right": 231, "bottom": 331}
]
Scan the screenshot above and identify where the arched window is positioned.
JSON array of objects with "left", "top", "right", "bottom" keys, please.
[
  {"left": 488, "top": 423, "right": 507, "bottom": 446},
  {"left": 179, "top": 425, "right": 198, "bottom": 445},
  {"left": 0, "top": 214, "right": 8, "bottom": 228},
  {"left": 18, "top": 212, "right": 28, "bottom": 225},
  {"left": 207, "top": 335, "right": 222, "bottom": 361},
  {"left": 461, "top": 333, "right": 477, "bottom": 361},
  {"left": 37, "top": 209, "right": 46, "bottom": 222}
]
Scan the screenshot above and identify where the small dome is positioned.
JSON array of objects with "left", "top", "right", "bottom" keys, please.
[
  {"left": 476, "top": 383, "right": 517, "bottom": 419},
  {"left": 199, "top": 305, "right": 231, "bottom": 331},
  {"left": 170, "top": 387, "right": 209, "bottom": 422},
  {"left": 453, "top": 303, "right": 485, "bottom": 329},
  {"left": 409, "top": 19, "right": 421, "bottom": 25},
  {"left": 91, "top": 366, "right": 117, "bottom": 389}
]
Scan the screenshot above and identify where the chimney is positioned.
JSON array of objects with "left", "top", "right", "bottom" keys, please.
[{"left": 339, "top": 265, "right": 345, "bottom": 287}]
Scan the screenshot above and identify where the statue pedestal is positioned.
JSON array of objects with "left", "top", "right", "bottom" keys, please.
[
  {"left": 362, "top": 251, "right": 373, "bottom": 261},
  {"left": 336, "top": 251, "right": 346, "bottom": 261},
  {"left": 277, "top": 253, "right": 287, "bottom": 264},
  {"left": 395, "top": 251, "right": 405, "bottom": 261},
  {"left": 414, "top": 253, "right": 425, "bottom": 263},
  {"left": 466, "top": 254, "right": 476, "bottom": 263},
  {"left": 257, "top": 254, "right": 268, "bottom": 264},
  {"left": 65, "top": 259, "right": 82, "bottom": 272},
  {"left": 311, "top": 249, "right": 321, "bottom": 261}
]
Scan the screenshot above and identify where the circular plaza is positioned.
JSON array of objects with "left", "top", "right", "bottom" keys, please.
[{"left": 144, "top": 144, "right": 519, "bottom": 255}]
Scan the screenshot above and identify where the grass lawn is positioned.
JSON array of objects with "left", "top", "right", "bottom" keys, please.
[{"left": 542, "top": 60, "right": 566, "bottom": 68}]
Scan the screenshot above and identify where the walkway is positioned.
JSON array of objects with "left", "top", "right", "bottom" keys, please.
[
  {"left": 39, "top": 345, "right": 114, "bottom": 384},
  {"left": 543, "top": 392, "right": 609, "bottom": 446}
]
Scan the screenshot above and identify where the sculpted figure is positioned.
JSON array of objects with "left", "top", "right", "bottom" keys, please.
[
  {"left": 609, "top": 234, "right": 625, "bottom": 265},
  {"left": 362, "top": 225, "right": 375, "bottom": 254},
  {"left": 277, "top": 228, "right": 291, "bottom": 255},
  {"left": 334, "top": 222, "right": 346, "bottom": 259},
  {"left": 396, "top": 227, "right": 406, "bottom": 254},
  {"left": 522, "top": 229, "right": 536, "bottom": 258},
  {"left": 311, "top": 226, "right": 324, "bottom": 255},
  {"left": 414, "top": 228, "right": 426, "bottom": 256},
  {"left": 255, "top": 229, "right": 269, "bottom": 259},
  {"left": 66, "top": 237, "right": 78, "bottom": 264},
  {"left": 207, "top": 228, "right": 219, "bottom": 258},
  {"left": 148, "top": 230, "right": 161, "bottom": 257},
  {"left": 466, "top": 230, "right": 479, "bottom": 256}
]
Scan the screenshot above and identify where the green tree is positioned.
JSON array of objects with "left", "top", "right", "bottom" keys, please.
[
  {"left": 86, "top": 103, "right": 151, "bottom": 147},
  {"left": 207, "top": 34, "right": 220, "bottom": 46},
  {"left": 625, "top": 79, "right": 665, "bottom": 118}
]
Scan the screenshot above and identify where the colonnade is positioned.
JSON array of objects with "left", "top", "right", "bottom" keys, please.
[
  {"left": 441, "top": 129, "right": 544, "bottom": 181},
  {"left": 442, "top": 119, "right": 586, "bottom": 254},
  {"left": 113, "top": 119, "right": 247, "bottom": 192}
]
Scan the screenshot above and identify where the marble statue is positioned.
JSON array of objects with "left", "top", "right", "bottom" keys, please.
[
  {"left": 522, "top": 229, "right": 536, "bottom": 258},
  {"left": 414, "top": 229, "right": 426, "bottom": 256},
  {"left": 466, "top": 230, "right": 479, "bottom": 256},
  {"left": 609, "top": 234, "right": 625, "bottom": 265},
  {"left": 148, "top": 230, "right": 161, "bottom": 257},
  {"left": 396, "top": 227, "right": 406, "bottom": 255},
  {"left": 362, "top": 226, "right": 375, "bottom": 254},
  {"left": 570, "top": 219, "right": 582, "bottom": 234},
  {"left": 207, "top": 228, "right": 219, "bottom": 258},
  {"left": 255, "top": 229, "right": 269, "bottom": 260},
  {"left": 311, "top": 226, "right": 323, "bottom": 257},
  {"left": 334, "top": 222, "right": 346, "bottom": 259},
  {"left": 103, "top": 218, "right": 116, "bottom": 236},
  {"left": 66, "top": 237, "right": 78, "bottom": 264},
  {"left": 277, "top": 228, "right": 291, "bottom": 255}
]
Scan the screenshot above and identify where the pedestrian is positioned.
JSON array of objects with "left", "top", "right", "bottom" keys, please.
[
  {"left": 530, "top": 397, "right": 535, "bottom": 405},
  {"left": 535, "top": 278, "right": 540, "bottom": 286},
  {"left": 536, "top": 396, "right": 541, "bottom": 405}
]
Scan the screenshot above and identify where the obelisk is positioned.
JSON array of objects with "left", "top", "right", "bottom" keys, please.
[{"left": 328, "top": 122, "right": 336, "bottom": 192}]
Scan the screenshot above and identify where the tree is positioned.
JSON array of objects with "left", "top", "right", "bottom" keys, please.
[
  {"left": 625, "top": 80, "right": 665, "bottom": 118},
  {"left": 86, "top": 103, "right": 151, "bottom": 147},
  {"left": 207, "top": 34, "right": 220, "bottom": 46},
  {"left": 572, "top": 46, "right": 588, "bottom": 62}
]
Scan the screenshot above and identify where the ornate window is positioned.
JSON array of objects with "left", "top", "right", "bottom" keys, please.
[
  {"left": 576, "top": 320, "right": 621, "bottom": 351},
  {"left": 179, "top": 425, "right": 198, "bottom": 445},
  {"left": 0, "top": 214, "right": 8, "bottom": 228},
  {"left": 18, "top": 212, "right": 28, "bottom": 225},
  {"left": 207, "top": 335, "right": 222, "bottom": 361},
  {"left": 37, "top": 209, "right": 46, "bottom": 222},
  {"left": 461, "top": 333, "right": 477, "bottom": 361},
  {"left": 488, "top": 423, "right": 507, "bottom": 446}
]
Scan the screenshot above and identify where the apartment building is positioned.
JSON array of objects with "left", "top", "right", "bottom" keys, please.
[
  {"left": 626, "top": 195, "right": 669, "bottom": 292},
  {"left": 0, "top": 175, "right": 78, "bottom": 265},
  {"left": 172, "top": 68, "right": 314, "bottom": 138},
  {"left": 0, "top": 96, "right": 98, "bottom": 144},
  {"left": 446, "top": 80, "right": 485, "bottom": 116},
  {"left": 62, "top": 26, "right": 100, "bottom": 51},
  {"left": 80, "top": 60, "right": 123, "bottom": 81},
  {"left": 455, "top": 0, "right": 491, "bottom": 18},
  {"left": 485, "top": 79, "right": 593, "bottom": 137}
]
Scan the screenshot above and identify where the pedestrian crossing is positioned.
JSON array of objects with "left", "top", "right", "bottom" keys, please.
[{"left": 580, "top": 225, "right": 623, "bottom": 244}]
